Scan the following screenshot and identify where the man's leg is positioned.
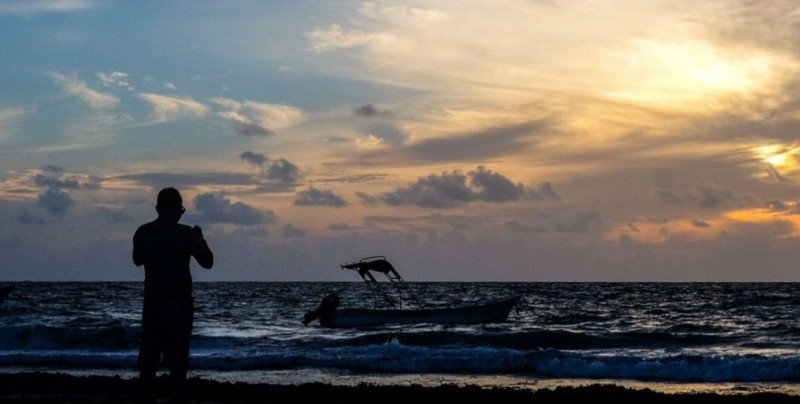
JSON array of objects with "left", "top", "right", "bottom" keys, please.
[
  {"left": 138, "top": 309, "right": 162, "bottom": 402},
  {"left": 165, "top": 304, "right": 194, "bottom": 402}
]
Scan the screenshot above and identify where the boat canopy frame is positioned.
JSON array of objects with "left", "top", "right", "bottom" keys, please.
[{"left": 340, "top": 256, "right": 425, "bottom": 310}]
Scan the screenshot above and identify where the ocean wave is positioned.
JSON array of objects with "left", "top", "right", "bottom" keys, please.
[
  {"left": 3, "top": 340, "right": 798, "bottom": 382},
  {"left": 316, "top": 329, "right": 738, "bottom": 351},
  {"left": 0, "top": 324, "right": 139, "bottom": 351}
]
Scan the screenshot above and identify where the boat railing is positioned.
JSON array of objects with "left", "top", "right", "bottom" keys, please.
[{"left": 340, "top": 256, "right": 425, "bottom": 310}]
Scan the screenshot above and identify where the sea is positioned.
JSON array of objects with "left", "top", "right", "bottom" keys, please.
[{"left": 1, "top": 282, "right": 799, "bottom": 395}]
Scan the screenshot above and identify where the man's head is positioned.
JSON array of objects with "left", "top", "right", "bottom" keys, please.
[{"left": 155, "top": 187, "right": 185, "bottom": 222}]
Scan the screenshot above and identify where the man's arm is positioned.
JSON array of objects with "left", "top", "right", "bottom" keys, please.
[
  {"left": 191, "top": 226, "right": 214, "bottom": 269},
  {"left": 132, "top": 227, "right": 145, "bottom": 267}
]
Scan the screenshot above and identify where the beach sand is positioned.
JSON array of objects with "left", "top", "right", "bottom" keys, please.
[{"left": 0, "top": 372, "right": 798, "bottom": 403}]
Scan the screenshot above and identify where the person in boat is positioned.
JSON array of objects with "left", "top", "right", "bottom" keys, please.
[
  {"left": 303, "top": 293, "right": 340, "bottom": 326},
  {"left": 132, "top": 187, "right": 214, "bottom": 402}
]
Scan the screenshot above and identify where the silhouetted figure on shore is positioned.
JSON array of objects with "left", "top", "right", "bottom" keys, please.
[{"left": 133, "top": 187, "right": 213, "bottom": 402}]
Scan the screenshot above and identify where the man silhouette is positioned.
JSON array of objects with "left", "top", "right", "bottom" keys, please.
[{"left": 133, "top": 187, "right": 213, "bottom": 402}]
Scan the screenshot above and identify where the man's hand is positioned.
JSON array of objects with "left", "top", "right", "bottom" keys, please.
[{"left": 193, "top": 226, "right": 205, "bottom": 240}]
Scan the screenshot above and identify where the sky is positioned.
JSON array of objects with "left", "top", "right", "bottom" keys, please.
[{"left": 1, "top": 0, "right": 799, "bottom": 282}]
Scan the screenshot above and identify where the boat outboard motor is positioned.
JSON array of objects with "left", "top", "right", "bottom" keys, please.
[{"left": 303, "top": 293, "right": 340, "bottom": 326}]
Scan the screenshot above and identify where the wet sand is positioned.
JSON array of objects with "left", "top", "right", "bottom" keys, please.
[{"left": 0, "top": 372, "right": 798, "bottom": 403}]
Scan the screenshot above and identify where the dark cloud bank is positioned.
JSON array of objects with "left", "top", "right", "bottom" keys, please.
[{"left": 358, "top": 166, "right": 558, "bottom": 209}]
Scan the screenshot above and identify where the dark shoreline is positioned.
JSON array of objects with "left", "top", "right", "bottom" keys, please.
[{"left": 0, "top": 373, "right": 798, "bottom": 403}]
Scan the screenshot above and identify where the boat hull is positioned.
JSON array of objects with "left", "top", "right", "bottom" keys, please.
[{"left": 322, "top": 295, "right": 520, "bottom": 328}]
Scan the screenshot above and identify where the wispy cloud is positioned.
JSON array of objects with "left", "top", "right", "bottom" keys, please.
[
  {"left": 97, "top": 71, "right": 133, "bottom": 91},
  {"left": 0, "top": 0, "right": 93, "bottom": 16},
  {"left": 307, "top": 24, "right": 372, "bottom": 52},
  {"left": 351, "top": 119, "right": 548, "bottom": 164},
  {"left": 0, "top": 107, "right": 29, "bottom": 141},
  {"left": 212, "top": 98, "right": 303, "bottom": 136},
  {"left": 137, "top": 93, "right": 208, "bottom": 124},
  {"left": 50, "top": 73, "right": 119, "bottom": 109},
  {"left": 0, "top": 108, "right": 28, "bottom": 122},
  {"left": 112, "top": 172, "right": 259, "bottom": 191}
]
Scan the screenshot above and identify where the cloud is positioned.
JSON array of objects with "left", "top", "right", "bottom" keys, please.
[
  {"left": 355, "top": 134, "right": 386, "bottom": 150},
  {"left": 705, "top": 0, "right": 800, "bottom": 55},
  {"left": 265, "top": 159, "right": 302, "bottom": 185},
  {"left": 239, "top": 151, "right": 303, "bottom": 185},
  {"left": 764, "top": 199, "right": 800, "bottom": 215},
  {"left": 0, "top": 167, "right": 99, "bottom": 197},
  {"left": 381, "top": 170, "right": 473, "bottom": 208},
  {"left": 240, "top": 151, "right": 268, "bottom": 167},
  {"left": 233, "top": 122, "right": 273, "bottom": 137},
  {"left": 294, "top": 187, "right": 348, "bottom": 207},
  {"left": 353, "top": 104, "right": 391, "bottom": 117},
  {"left": 37, "top": 187, "right": 73, "bottom": 215},
  {"left": 28, "top": 166, "right": 98, "bottom": 190},
  {"left": 137, "top": 93, "right": 208, "bottom": 124},
  {"left": 116, "top": 164, "right": 302, "bottom": 195},
  {"left": 97, "top": 207, "right": 132, "bottom": 223},
  {"left": 530, "top": 182, "right": 560, "bottom": 201},
  {"left": 97, "top": 71, "right": 133, "bottom": 91},
  {"left": 0, "top": 108, "right": 28, "bottom": 122},
  {"left": 42, "top": 164, "right": 64, "bottom": 173},
  {"left": 212, "top": 98, "right": 302, "bottom": 135},
  {"left": 50, "top": 73, "right": 119, "bottom": 109},
  {"left": 360, "top": 166, "right": 555, "bottom": 208},
  {"left": 281, "top": 223, "right": 308, "bottom": 238},
  {"left": 505, "top": 220, "right": 548, "bottom": 234},
  {"left": 114, "top": 172, "right": 260, "bottom": 190},
  {"left": 322, "top": 135, "right": 349, "bottom": 144},
  {"left": 191, "top": 191, "right": 275, "bottom": 225},
  {"left": 354, "top": 120, "right": 548, "bottom": 164},
  {"left": 0, "top": 0, "right": 93, "bottom": 16},
  {"left": 33, "top": 173, "right": 81, "bottom": 189},
  {"left": 696, "top": 185, "right": 736, "bottom": 208},
  {"left": 764, "top": 165, "right": 788, "bottom": 182},
  {"left": 354, "top": 122, "right": 408, "bottom": 147},
  {"left": 469, "top": 165, "right": 526, "bottom": 202},
  {"left": 348, "top": 104, "right": 407, "bottom": 146},
  {"left": 0, "top": 107, "right": 28, "bottom": 141},
  {"left": 505, "top": 210, "right": 602, "bottom": 234},
  {"left": 18, "top": 210, "right": 46, "bottom": 225},
  {"left": 307, "top": 24, "right": 371, "bottom": 52},
  {"left": 315, "top": 173, "right": 388, "bottom": 184},
  {"left": 413, "top": 120, "right": 547, "bottom": 160},
  {"left": 356, "top": 191, "right": 381, "bottom": 206},
  {"left": 328, "top": 223, "right": 355, "bottom": 232},
  {"left": 357, "top": 2, "right": 449, "bottom": 24},
  {"left": 655, "top": 184, "right": 740, "bottom": 208},
  {"left": 552, "top": 210, "right": 602, "bottom": 233},
  {"left": 656, "top": 189, "right": 683, "bottom": 205},
  {"left": 304, "top": 2, "right": 631, "bottom": 98}
]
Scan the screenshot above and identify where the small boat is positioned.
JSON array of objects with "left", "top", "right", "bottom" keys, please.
[{"left": 303, "top": 256, "right": 520, "bottom": 328}]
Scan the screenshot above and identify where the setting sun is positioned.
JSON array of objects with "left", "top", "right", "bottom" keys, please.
[{"left": 755, "top": 144, "right": 800, "bottom": 169}]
